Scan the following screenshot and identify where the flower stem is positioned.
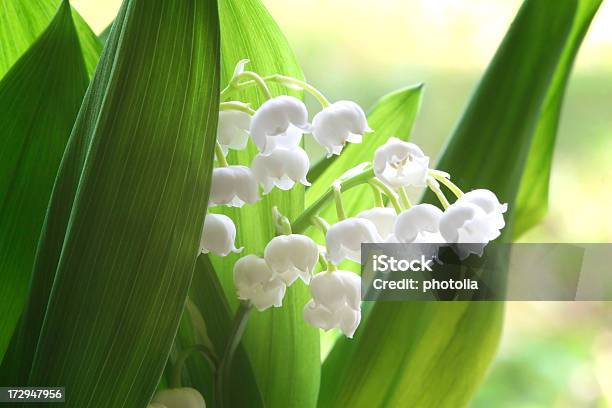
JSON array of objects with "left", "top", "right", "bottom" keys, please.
[
  {"left": 332, "top": 184, "right": 346, "bottom": 220},
  {"left": 370, "top": 183, "right": 384, "bottom": 207},
  {"left": 292, "top": 168, "right": 374, "bottom": 234},
  {"left": 219, "top": 101, "right": 256, "bottom": 115},
  {"left": 264, "top": 74, "right": 330, "bottom": 107},
  {"left": 311, "top": 216, "right": 330, "bottom": 234},
  {"left": 429, "top": 170, "right": 464, "bottom": 198},
  {"left": 398, "top": 187, "right": 413, "bottom": 209},
  {"left": 223, "top": 74, "right": 331, "bottom": 107},
  {"left": 215, "top": 142, "right": 229, "bottom": 167},
  {"left": 368, "top": 179, "right": 402, "bottom": 214},
  {"left": 427, "top": 178, "right": 450, "bottom": 209},
  {"left": 216, "top": 301, "right": 252, "bottom": 408},
  {"left": 170, "top": 344, "right": 218, "bottom": 389},
  {"left": 317, "top": 252, "right": 328, "bottom": 270},
  {"left": 237, "top": 71, "right": 274, "bottom": 100}
]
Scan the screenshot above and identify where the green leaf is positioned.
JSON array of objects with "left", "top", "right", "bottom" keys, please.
[
  {"left": 513, "top": 0, "right": 602, "bottom": 237},
  {"left": 0, "top": 0, "right": 96, "bottom": 369},
  {"left": 196, "top": 0, "right": 320, "bottom": 406},
  {"left": 98, "top": 22, "right": 113, "bottom": 45},
  {"left": 320, "top": 0, "right": 585, "bottom": 406},
  {"left": 177, "top": 255, "right": 263, "bottom": 407},
  {"left": 305, "top": 84, "right": 424, "bottom": 225},
  {"left": 21, "top": 0, "right": 220, "bottom": 406},
  {"left": 0, "top": 0, "right": 101, "bottom": 79}
]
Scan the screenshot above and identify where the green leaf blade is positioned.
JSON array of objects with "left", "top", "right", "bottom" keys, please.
[
  {"left": 0, "top": 0, "right": 94, "bottom": 367},
  {"left": 24, "top": 1, "right": 221, "bottom": 407},
  {"left": 513, "top": 0, "right": 603, "bottom": 237},
  {"left": 0, "top": 0, "right": 100, "bottom": 79},
  {"left": 320, "top": 0, "right": 586, "bottom": 406}
]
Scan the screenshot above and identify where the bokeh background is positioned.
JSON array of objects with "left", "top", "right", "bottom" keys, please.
[{"left": 71, "top": 0, "right": 612, "bottom": 406}]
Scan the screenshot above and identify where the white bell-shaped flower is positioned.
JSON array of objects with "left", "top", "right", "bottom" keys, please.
[
  {"left": 311, "top": 101, "right": 372, "bottom": 156},
  {"left": 200, "top": 214, "right": 242, "bottom": 256},
  {"left": 326, "top": 218, "right": 382, "bottom": 264},
  {"left": 233, "top": 254, "right": 286, "bottom": 311},
  {"left": 250, "top": 96, "right": 311, "bottom": 155},
  {"left": 217, "top": 110, "right": 251, "bottom": 155},
  {"left": 439, "top": 202, "right": 501, "bottom": 259},
  {"left": 373, "top": 137, "right": 430, "bottom": 188},
  {"left": 456, "top": 189, "right": 508, "bottom": 230},
  {"left": 394, "top": 204, "right": 445, "bottom": 243},
  {"left": 264, "top": 234, "right": 319, "bottom": 285},
  {"left": 251, "top": 146, "right": 311, "bottom": 193},
  {"left": 209, "top": 165, "right": 259, "bottom": 207},
  {"left": 303, "top": 270, "right": 361, "bottom": 338},
  {"left": 151, "top": 387, "right": 206, "bottom": 408},
  {"left": 356, "top": 207, "right": 397, "bottom": 241}
]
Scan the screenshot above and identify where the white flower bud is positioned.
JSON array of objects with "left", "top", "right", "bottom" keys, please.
[
  {"left": 303, "top": 270, "right": 361, "bottom": 338},
  {"left": 233, "top": 254, "right": 286, "bottom": 311},
  {"left": 151, "top": 387, "right": 206, "bottom": 408},
  {"left": 311, "top": 101, "right": 372, "bottom": 156},
  {"left": 264, "top": 234, "right": 319, "bottom": 285},
  {"left": 456, "top": 189, "right": 507, "bottom": 230},
  {"left": 356, "top": 207, "right": 397, "bottom": 241},
  {"left": 373, "top": 137, "right": 430, "bottom": 188},
  {"left": 251, "top": 146, "right": 311, "bottom": 194},
  {"left": 250, "top": 96, "right": 311, "bottom": 154},
  {"left": 209, "top": 166, "right": 259, "bottom": 207},
  {"left": 200, "top": 214, "right": 242, "bottom": 256},
  {"left": 232, "top": 58, "right": 249, "bottom": 78},
  {"left": 217, "top": 110, "right": 251, "bottom": 155},
  {"left": 326, "top": 218, "right": 382, "bottom": 264},
  {"left": 394, "top": 204, "right": 445, "bottom": 243},
  {"left": 439, "top": 202, "right": 501, "bottom": 259}
]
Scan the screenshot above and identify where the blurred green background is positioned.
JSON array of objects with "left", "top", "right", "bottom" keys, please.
[{"left": 72, "top": 0, "right": 612, "bottom": 406}]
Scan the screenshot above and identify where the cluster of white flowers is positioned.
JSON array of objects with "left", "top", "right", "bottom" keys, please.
[{"left": 200, "top": 60, "right": 508, "bottom": 340}]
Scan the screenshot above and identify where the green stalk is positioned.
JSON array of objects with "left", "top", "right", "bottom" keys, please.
[
  {"left": 170, "top": 345, "right": 218, "bottom": 389},
  {"left": 429, "top": 170, "right": 464, "bottom": 199},
  {"left": 238, "top": 71, "right": 273, "bottom": 99},
  {"left": 333, "top": 184, "right": 346, "bottom": 220},
  {"left": 427, "top": 179, "right": 450, "bottom": 209},
  {"left": 370, "top": 183, "right": 384, "bottom": 207},
  {"left": 368, "top": 178, "right": 403, "bottom": 214},
  {"left": 219, "top": 101, "right": 256, "bottom": 115},
  {"left": 398, "top": 187, "right": 413, "bottom": 209},
  {"left": 216, "top": 301, "right": 252, "bottom": 407},
  {"left": 292, "top": 168, "right": 374, "bottom": 233}
]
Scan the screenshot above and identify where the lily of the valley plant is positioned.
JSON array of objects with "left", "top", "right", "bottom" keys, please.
[{"left": 160, "top": 59, "right": 508, "bottom": 407}]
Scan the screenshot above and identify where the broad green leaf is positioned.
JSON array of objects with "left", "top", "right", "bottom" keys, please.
[
  {"left": 0, "top": 0, "right": 96, "bottom": 369},
  {"left": 513, "top": 0, "right": 602, "bottom": 237},
  {"left": 176, "top": 255, "right": 263, "bottom": 407},
  {"left": 0, "top": 0, "right": 101, "bottom": 79},
  {"left": 98, "top": 22, "right": 112, "bottom": 45},
  {"left": 197, "top": 0, "right": 320, "bottom": 406},
  {"left": 320, "top": 0, "right": 582, "bottom": 406},
  {"left": 22, "top": 1, "right": 220, "bottom": 406},
  {"left": 305, "top": 84, "right": 424, "bottom": 228}
]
